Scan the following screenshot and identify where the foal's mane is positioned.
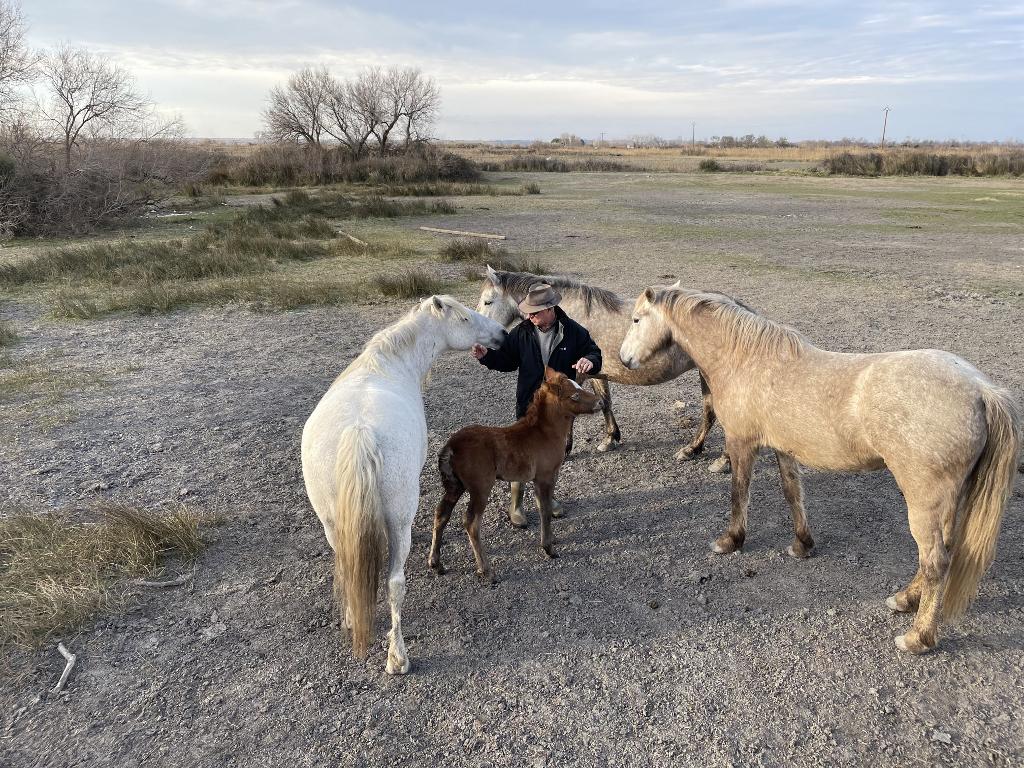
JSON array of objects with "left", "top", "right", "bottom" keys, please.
[
  {"left": 339, "top": 295, "right": 469, "bottom": 379},
  {"left": 493, "top": 270, "right": 625, "bottom": 315},
  {"left": 659, "top": 289, "right": 807, "bottom": 359}
]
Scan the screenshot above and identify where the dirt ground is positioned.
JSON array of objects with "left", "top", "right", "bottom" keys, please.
[{"left": 2, "top": 172, "right": 1023, "bottom": 767}]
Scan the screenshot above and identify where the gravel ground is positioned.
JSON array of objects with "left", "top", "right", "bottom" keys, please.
[{"left": 2, "top": 172, "right": 1023, "bottom": 767}]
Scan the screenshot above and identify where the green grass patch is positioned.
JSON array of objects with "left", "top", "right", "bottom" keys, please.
[
  {"left": 0, "top": 502, "right": 204, "bottom": 652},
  {"left": 0, "top": 319, "right": 15, "bottom": 347},
  {"left": 373, "top": 270, "right": 450, "bottom": 298},
  {"left": 438, "top": 239, "right": 550, "bottom": 275}
]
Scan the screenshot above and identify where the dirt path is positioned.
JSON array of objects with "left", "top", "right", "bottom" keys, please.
[{"left": 2, "top": 173, "right": 1023, "bottom": 767}]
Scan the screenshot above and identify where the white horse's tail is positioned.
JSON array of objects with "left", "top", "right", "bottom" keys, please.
[
  {"left": 944, "top": 385, "right": 1022, "bottom": 620},
  {"left": 334, "top": 425, "right": 387, "bottom": 657}
]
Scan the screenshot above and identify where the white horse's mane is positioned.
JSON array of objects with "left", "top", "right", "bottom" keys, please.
[{"left": 339, "top": 295, "right": 470, "bottom": 379}]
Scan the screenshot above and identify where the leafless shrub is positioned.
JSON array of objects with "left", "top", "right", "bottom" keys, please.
[{"left": 0, "top": 0, "right": 37, "bottom": 118}]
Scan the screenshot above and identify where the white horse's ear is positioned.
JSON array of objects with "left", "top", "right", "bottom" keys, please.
[
  {"left": 486, "top": 265, "right": 499, "bottom": 284},
  {"left": 669, "top": 280, "right": 681, "bottom": 289},
  {"left": 643, "top": 286, "right": 656, "bottom": 303},
  {"left": 431, "top": 295, "right": 445, "bottom": 314}
]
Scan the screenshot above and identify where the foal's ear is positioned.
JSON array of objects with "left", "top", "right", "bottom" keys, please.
[{"left": 543, "top": 366, "right": 561, "bottom": 384}]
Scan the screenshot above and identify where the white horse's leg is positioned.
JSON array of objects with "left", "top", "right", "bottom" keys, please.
[{"left": 384, "top": 516, "right": 413, "bottom": 675}]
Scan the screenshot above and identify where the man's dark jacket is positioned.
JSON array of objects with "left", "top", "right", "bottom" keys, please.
[{"left": 478, "top": 306, "right": 602, "bottom": 417}]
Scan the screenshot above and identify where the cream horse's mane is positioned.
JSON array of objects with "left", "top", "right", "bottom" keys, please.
[
  {"left": 493, "top": 269, "right": 626, "bottom": 315},
  {"left": 658, "top": 288, "right": 808, "bottom": 360},
  {"left": 339, "top": 295, "right": 471, "bottom": 380}
]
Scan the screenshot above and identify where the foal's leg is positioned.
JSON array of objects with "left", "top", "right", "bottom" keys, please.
[
  {"left": 712, "top": 439, "right": 757, "bottom": 554},
  {"left": 428, "top": 480, "right": 464, "bottom": 575},
  {"left": 886, "top": 568, "right": 925, "bottom": 613},
  {"left": 384, "top": 510, "right": 414, "bottom": 675},
  {"left": 776, "top": 451, "right": 814, "bottom": 558},
  {"left": 895, "top": 504, "right": 952, "bottom": 654},
  {"left": 535, "top": 477, "right": 559, "bottom": 559},
  {"left": 591, "top": 378, "right": 621, "bottom": 452},
  {"left": 464, "top": 480, "right": 496, "bottom": 582}
]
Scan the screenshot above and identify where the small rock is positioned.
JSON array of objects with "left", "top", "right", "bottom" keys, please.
[
  {"left": 178, "top": 487, "right": 190, "bottom": 497},
  {"left": 568, "top": 595, "right": 583, "bottom": 607},
  {"left": 149, "top": 442, "right": 164, "bottom": 453},
  {"left": 744, "top": 568, "right": 757, "bottom": 578},
  {"left": 648, "top": 599, "right": 660, "bottom": 610},
  {"left": 930, "top": 730, "right": 952, "bottom": 745}
]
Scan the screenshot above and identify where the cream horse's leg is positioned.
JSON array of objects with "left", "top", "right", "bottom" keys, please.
[
  {"left": 676, "top": 374, "right": 731, "bottom": 474},
  {"left": 712, "top": 438, "right": 757, "bottom": 554},
  {"left": 384, "top": 512, "right": 413, "bottom": 675},
  {"left": 590, "top": 378, "right": 621, "bottom": 452},
  {"left": 776, "top": 451, "right": 815, "bottom": 558}
]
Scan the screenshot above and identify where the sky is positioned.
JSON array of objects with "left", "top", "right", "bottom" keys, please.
[{"left": 21, "top": 0, "right": 1024, "bottom": 142}]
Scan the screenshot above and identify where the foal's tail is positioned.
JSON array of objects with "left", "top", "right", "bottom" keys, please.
[
  {"left": 334, "top": 425, "right": 387, "bottom": 657},
  {"left": 944, "top": 385, "right": 1023, "bottom": 620}
]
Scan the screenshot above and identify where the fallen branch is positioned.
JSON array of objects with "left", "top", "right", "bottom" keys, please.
[
  {"left": 52, "top": 643, "right": 76, "bottom": 694},
  {"left": 134, "top": 573, "right": 192, "bottom": 588},
  {"left": 337, "top": 230, "right": 367, "bottom": 246},
  {"left": 419, "top": 226, "right": 506, "bottom": 240}
]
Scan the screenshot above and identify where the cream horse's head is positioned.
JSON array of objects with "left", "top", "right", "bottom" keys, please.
[
  {"left": 476, "top": 265, "right": 524, "bottom": 330},
  {"left": 619, "top": 285, "right": 677, "bottom": 370},
  {"left": 421, "top": 294, "right": 507, "bottom": 352}
]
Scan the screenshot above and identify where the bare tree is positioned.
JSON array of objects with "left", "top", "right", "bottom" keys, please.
[
  {"left": 0, "top": 0, "right": 37, "bottom": 116},
  {"left": 38, "top": 44, "right": 151, "bottom": 170},
  {"left": 322, "top": 71, "right": 377, "bottom": 159},
  {"left": 261, "top": 66, "right": 331, "bottom": 148},
  {"left": 400, "top": 69, "right": 439, "bottom": 148}
]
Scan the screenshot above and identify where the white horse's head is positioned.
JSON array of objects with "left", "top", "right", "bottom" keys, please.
[
  {"left": 421, "top": 294, "right": 507, "bottom": 351},
  {"left": 476, "top": 265, "right": 523, "bottom": 330},
  {"left": 620, "top": 287, "right": 674, "bottom": 370}
]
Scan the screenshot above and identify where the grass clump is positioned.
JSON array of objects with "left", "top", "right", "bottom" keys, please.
[
  {"left": 522, "top": 182, "right": 541, "bottom": 194},
  {"left": 824, "top": 150, "right": 1024, "bottom": 177},
  {"left": 0, "top": 501, "right": 204, "bottom": 651},
  {"left": 373, "top": 269, "right": 449, "bottom": 298},
  {"left": 0, "top": 319, "right": 15, "bottom": 347},
  {"left": 439, "top": 239, "right": 550, "bottom": 275}
]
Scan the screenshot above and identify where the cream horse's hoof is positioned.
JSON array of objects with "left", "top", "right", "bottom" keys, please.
[
  {"left": 386, "top": 653, "right": 411, "bottom": 675},
  {"left": 708, "top": 455, "right": 732, "bottom": 474},
  {"left": 886, "top": 594, "right": 915, "bottom": 613},
  {"left": 597, "top": 437, "right": 619, "bottom": 453}
]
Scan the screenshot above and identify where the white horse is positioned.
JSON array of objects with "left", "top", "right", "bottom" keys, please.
[{"left": 301, "top": 295, "right": 506, "bottom": 674}]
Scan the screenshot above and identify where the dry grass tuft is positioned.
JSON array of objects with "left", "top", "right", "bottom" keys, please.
[
  {"left": 373, "top": 269, "right": 449, "bottom": 298},
  {"left": 439, "top": 239, "right": 549, "bottom": 275},
  {"left": 0, "top": 501, "right": 205, "bottom": 652},
  {"left": 0, "top": 319, "right": 16, "bottom": 347}
]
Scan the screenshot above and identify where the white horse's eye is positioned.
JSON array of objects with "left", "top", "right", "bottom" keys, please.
[
  {"left": 633, "top": 317, "right": 640, "bottom": 324},
  {"left": 483, "top": 300, "right": 493, "bottom": 306}
]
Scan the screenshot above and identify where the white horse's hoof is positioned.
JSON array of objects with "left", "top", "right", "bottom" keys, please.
[
  {"left": 708, "top": 456, "right": 731, "bottom": 474},
  {"left": 894, "top": 634, "right": 908, "bottom": 652},
  {"left": 785, "top": 545, "right": 799, "bottom": 558},
  {"left": 386, "top": 654, "right": 410, "bottom": 675},
  {"left": 886, "top": 596, "right": 901, "bottom": 612},
  {"left": 711, "top": 540, "right": 728, "bottom": 554}
]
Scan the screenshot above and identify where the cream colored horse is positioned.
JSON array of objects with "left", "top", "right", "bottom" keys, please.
[
  {"left": 301, "top": 296, "right": 506, "bottom": 674},
  {"left": 620, "top": 286, "right": 1022, "bottom": 653},
  {"left": 478, "top": 266, "right": 729, "bottom": 471}
]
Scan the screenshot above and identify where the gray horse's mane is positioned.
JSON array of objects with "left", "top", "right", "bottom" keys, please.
[
  {"left": 493, "top": 270, "right": 625, "bottom": 315},
  {"left": 660, "top": 289, "right": 807, "bottom": 359}
]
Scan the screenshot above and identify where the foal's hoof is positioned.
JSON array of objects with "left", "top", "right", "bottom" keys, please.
[
  {"left": 708, "top": 455, "right": 732, "bottom": 474},
  {"left": 508, "top": 509, "right": 528, "bottom": 528},
  {"left": 476, "top": 569, "right": 497, "bottom": 585},
  {"left": 597, "top": 438, "right": 619, "bottom": 453},
  {"left": 550, "top": 500, "right": 564, "bottom": 519},
  {"left": 711, "top": 534, "right": 742, "bottom": 554},
  {"left": 894, "top": 632, "right": 933, "bottom": 655},
  {"left": 786, "top": 541, "right": 813, "bottom": 559},
  {"left": 886, "top": 594, "right": 916, "bottom": 613},
  {"left": 428, "top": 559, "right": 447, "bottom": 575},
  {"left": 542, "top": 546, "right": 559, "bottom": 560},
  {"left": 386, "top": 653, "right": 411, "bottom": 675}
]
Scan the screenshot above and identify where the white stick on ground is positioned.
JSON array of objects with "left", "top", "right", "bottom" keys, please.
[
  {"left": 52, "top": 643, "right": 76, "bottom": 694},
  {"left": 134, "top": 573, "right": 192, "bottom": 588},
  {"left": 337, "top": 230, "right": 367, "bottom": 246},
  {"left": 418, "top": 226, "right": 507, "bottom": 240}
]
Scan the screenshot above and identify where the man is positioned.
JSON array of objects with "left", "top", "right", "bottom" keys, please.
[{"left": 471, "top": 282, "right": 602, "bottom": 526}]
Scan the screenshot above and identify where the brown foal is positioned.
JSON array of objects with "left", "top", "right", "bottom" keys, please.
[{"left": 429, "top": 368, "right": 604, "bottom": 581}]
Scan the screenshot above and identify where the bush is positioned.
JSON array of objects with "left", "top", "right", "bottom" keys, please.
[
  {"left": 373, "top": 269, "right": 448, "bottom": 298},
  {"left": 699, "top": 158, "right": 722, "bottom": 172},
  {"left": 823, "top": 150, "right": 1024, "bottom": 177}
]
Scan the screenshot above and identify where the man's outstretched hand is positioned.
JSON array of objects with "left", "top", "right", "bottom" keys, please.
[
  {"left": 573, "top": 358, "right": 594, "bottom": 374},
  {"left": 471, "top": 343, "right": 487, "bottom": 360}
]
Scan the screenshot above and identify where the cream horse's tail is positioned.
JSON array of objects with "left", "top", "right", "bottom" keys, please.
[
  {"left": 944, "top": 385, "right": 1022, "bottom": 620},
  {"left": 334, "top": 425, "right": 387, "bottom": 657}
]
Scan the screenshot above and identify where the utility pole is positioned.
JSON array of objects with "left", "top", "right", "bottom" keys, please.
[
  {"left": 691, "top": 122, "right": 696, "bottom": 149},
  {"left": 880, "top": 106, "right": 892, "bottom": 148},
  {"left": 600, "top": 131, "right": 605, "bottom": 146}
]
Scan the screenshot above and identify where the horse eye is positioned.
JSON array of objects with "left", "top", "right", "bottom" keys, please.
[
  {"left": 483, "top": 301, "right": 493, "bottom": 306},
  {"left": 632, "top": 317, "right": 640, "bottom": 324}
]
